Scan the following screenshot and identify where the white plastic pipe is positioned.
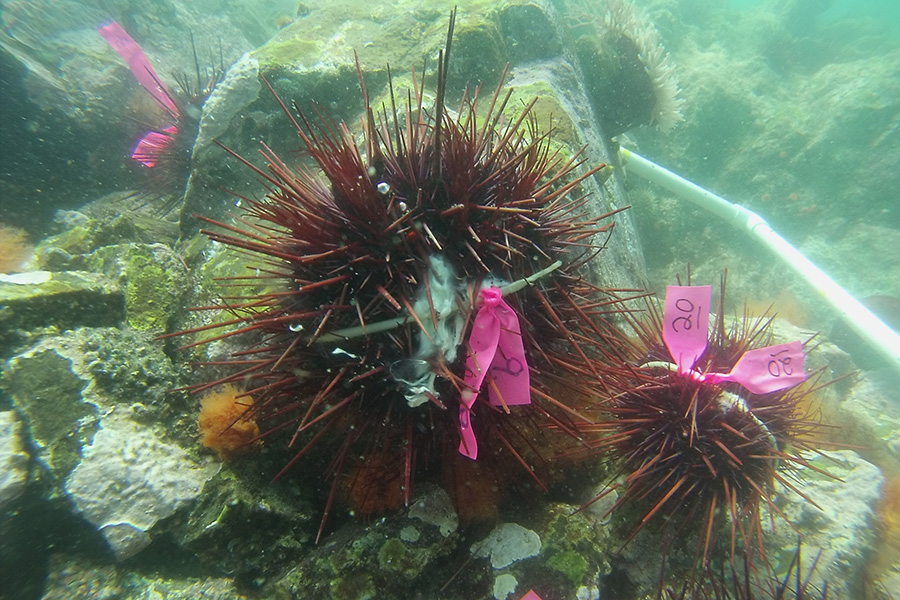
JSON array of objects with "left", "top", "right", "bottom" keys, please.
[{"left": 620, "top": 147, "right": 900, "bottom": 375}]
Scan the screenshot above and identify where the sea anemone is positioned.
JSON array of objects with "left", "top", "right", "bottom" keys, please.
[
  {"left": 566, "top": 0, "right": 685, "bottom": 136},
  {"left": 601, "top": 0, "right": 685, "bottom": 133},
  {"left": 581, "top": 275, "right": 830, "bottom": 589},
  {"left": 169, "top": 10, "right": 630, "bottom": 540}
]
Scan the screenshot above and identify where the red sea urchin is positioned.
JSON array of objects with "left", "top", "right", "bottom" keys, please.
[
  {"left": 582, "top": 276, "right": 832, "bottom": 587},
  {"left": 99, "top": 21, "right": 224, "bottom": 213},
  {"left": 169, "top": 11, "right": 632, "bottom": 540}
]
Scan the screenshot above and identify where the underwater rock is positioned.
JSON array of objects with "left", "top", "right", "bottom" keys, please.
[
  {"left": 272, "top": 483, "right": 462, "bottom": 600},
  {"left": 83, "top": 243, "right": 188, "bottom": 335},
  {"left": 33, "top": 194, "right": 181, "bottom": 266},
  {"left": 192, "top": 52, "right": 261, "bottom": 152},
  {"left": 473, "top": 523, "right": 542, "bottom": 569},
  {"left": 181, "top": 0, "right": 647, "bottom": 291},
  {"left": 64, "top": 410, "right": 218, "bottom": 560},
  {"left": 1, "top": 327, "right": 217, "bottom": 560},
  {"left": 175, "top": 466, "right": 316, "bottom": 587},
  {"left": 0, "top": 410, "right": 29, "bottom": 510},
  {"left": 822, "top": 371, "right": 900, "bottom": 483},
  {"left": 464, "top": 503, "right": 612, "bottom": 600},
  {"left": 407, "top": 484, "right": 459, "bottom": 538},
  {"left": 0, "top": 270, "right": 123, "bottom": 356},
  {"left": 30, "top": 206, "right": 188, "bottom": 336},
  {"left": 38, "top": 552, "right": 248, "bottom": 600},
  {"left": 765, "top": 450, "right": 884, "bottom": 600}
]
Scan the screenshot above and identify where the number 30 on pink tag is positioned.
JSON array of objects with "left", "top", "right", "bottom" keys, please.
[{"left": 662, "top": 285, "right": 711, "bottom": 373}]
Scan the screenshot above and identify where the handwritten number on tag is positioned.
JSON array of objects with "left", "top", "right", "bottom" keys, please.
[
  {"left": 767, "top": 348, "right": 793, "bottom": 377},
  {"left": 672, "top": 298, "right": 700, "bottom": 332}
]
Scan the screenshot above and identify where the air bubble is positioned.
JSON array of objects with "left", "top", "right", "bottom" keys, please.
[{"left": 377, "top": 181, "right": 391, "bottom": 195}]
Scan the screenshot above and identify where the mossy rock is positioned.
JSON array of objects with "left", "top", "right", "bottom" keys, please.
[
  {"left": 0, "top": 271, "right": 124, "bottom": 355},
  {"left": 1, "top": 348, "right": 97, "bottom": 480},
  {"left": 85, "top": 243, "right": 186, "bottom": 335}
]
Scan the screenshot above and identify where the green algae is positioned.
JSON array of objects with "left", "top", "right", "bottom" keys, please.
[
  {"left": 547, "top": 549, "right": 589, "bottom": 587},
  {"left": 122, "top": 255, "right": 176, "bottom": 333},
  {"left": 86, "top": 244, "right": 185, "bottom": 335},
  {"left": 329, "top": 574, "right": 377, "bottom": 600},
  {"left": 536, "top": 504, "right": 611, "bottom": 590}
]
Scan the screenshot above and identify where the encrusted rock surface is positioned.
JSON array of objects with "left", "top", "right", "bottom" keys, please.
[
  {"left": 0, "top": 410, "right": 29, "bottom": 510},
  {"left": 182, "top": 0, "right": 648, "bottom": 291},
  {"left": 64, "top": 410, "right": 218, "bottom": 560},
  {"left": 765, "top": 450, "right": 885, "bottom": 600},
  {"left": 1, "top": 327, "right": 216, "bottom": 561}
]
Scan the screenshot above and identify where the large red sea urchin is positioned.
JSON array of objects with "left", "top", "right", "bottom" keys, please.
[{"left": 168, "top": 11, "right": 635, "bottom": 540}]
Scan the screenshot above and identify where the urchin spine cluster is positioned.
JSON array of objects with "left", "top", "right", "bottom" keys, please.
[
  {"left": 174, "top": 10, "right": 631, "bottom": 540},
  {"left": 582, "top": 283, "right": 827, "bottom": 581}
]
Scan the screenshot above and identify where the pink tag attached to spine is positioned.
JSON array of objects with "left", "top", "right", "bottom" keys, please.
[
  {"left": 662, "top": 285, "right": 711, "bottom": 373},
  {"left": 661, "top": 285, "right": 808, "bottom": 395},
  {"left": 98, "top": 21, "right": 179, "bottom": 117},
  {"left": 459, "top": 287, "right": 531, "bottom": 460},
  {"left": 130, "top": 125, "right": 178, "bottom": 167},
  {"left": 705, "top": 340, "right": 806, "bottom": 393}
]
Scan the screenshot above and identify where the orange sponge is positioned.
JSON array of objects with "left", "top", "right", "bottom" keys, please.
[{"left": 198, "top": 385, "right": 260, "bottom": 459}]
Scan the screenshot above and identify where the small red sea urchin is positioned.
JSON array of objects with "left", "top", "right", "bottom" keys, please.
[
  {"left": 582, "top": 276, "right": 832, "bottom": 586},
  {"left": 169, "top": 10, "right": 633, "bottom": 540},
  {"left": 99, "top": 21, "right": 224, "bottom": 213}
]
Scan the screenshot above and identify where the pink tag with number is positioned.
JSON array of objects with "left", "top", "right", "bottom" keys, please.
[
  {"left": 662, "top": 285, "right": 711, "bottom": 373},
  {"left": 459, "top": 287, "right": 531, "bottom": 460},
  {"left": 98, "top": 21, "right": 179, "bottom": 117},
  {"left": 705, "top": 341, "right": 806, "bottom": 393}
]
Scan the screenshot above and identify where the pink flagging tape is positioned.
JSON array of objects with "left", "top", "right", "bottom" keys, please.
[
  {"left": 459, "top": 287, "right": 531, "bottom": 459},
  {"left": 662, "top": 285, "right": 807, "bottom": 394},
  {"left": 662, "top": 285, "right": 711, "bottom": 373},
  {"left": 705, "top": 340, "right": 806, "bottom": 393},
  {"left": 98, "top": 21, "right": 179, "bottom": 116},
  {"left": 130, "top": 125, "right": 178, "bottom": 167}
]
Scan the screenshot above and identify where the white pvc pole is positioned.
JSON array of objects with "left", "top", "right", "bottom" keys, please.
[{"left": 620, "top": 147, "right": 900, "bottom": 375}]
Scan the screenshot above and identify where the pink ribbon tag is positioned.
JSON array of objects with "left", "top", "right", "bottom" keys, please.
[
  {"left": 662, "top": 285, "right": 711, "bottom": 373},
  {"left": 459, "top": 287, "right": 531, "bottom": 459},
  {"left": 98, "top": 21, "right": 179, "bottom": 117},
  {"left": 519, "top": 592, "right": 543, "bottom": 600},
  {"left": 130, "top": 125, "right": 178, "bottom": 167},
  {"left": 705, "top": 340, "right": 806, "bottom": 393},
  {"left": 661, "top": 285, "right": 807, "bottom": 394}
]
